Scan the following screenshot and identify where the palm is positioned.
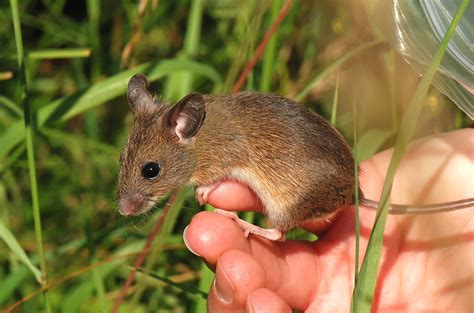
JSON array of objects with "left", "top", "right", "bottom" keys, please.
[{"left": 184, "top": 129, "right": 473, "bottom": 312}]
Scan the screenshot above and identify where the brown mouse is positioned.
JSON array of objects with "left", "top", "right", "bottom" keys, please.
[{"left": 117, "top": 74, "right": 473, "bottom": 240}]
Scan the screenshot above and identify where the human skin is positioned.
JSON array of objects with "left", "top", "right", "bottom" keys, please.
[{"left": 183, "top": 129, "right": 474, "bottom": 312}]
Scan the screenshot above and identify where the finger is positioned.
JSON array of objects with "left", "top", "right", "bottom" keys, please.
[
  {"left": 185, "top": 212, "right": 321, "bottom": 310},
  {"left": 206, "top": 180, "right": 264, "bottom": 212},
  {"left": 183, "top": 211, "right": 251, "bottom": 265},
  {"left": 249, "top": 238, "right": 319, "bottom": 310},
  {"left": 205, "top": 181, "right": 346, "bottom": 236},
  {"left": 246, "top": 288, "right": 291, "bottom": 313},
  {"left": 207, "top": 250, "right": 266, "bottom": 312},
  {"left": 360, "top": 129, "right": 474, "bottom": 204}
]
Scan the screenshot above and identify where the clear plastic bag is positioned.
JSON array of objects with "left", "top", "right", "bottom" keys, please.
[{"left": 367, "top": 0, "right": 473, "bottom": 118}]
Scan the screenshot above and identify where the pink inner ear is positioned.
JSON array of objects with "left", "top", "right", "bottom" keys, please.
[{"left": 174, "top": 113, "right": 188, "bottom": 142}]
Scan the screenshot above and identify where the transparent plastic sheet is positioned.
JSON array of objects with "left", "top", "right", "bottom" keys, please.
[{"left": 367, "top": 0, "right": 473, "bottom": 118}]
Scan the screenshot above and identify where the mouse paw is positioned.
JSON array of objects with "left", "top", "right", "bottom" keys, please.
[
  {"left": 195, "top": 184, "right": 219, "bottom": 206},
  {"left": 214, "top": 209, "right": 285, "bottom": 241}
]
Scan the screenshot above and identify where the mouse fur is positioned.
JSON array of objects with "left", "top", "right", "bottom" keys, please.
[{"left": 118, "top": 74, "right": 360, "bottom": 231}]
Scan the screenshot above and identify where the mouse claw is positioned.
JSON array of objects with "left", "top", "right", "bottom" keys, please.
[
  {"left": 195, "top": 186, "right": 209, "bottom": 205},
  {"left": 214, "top": 209, "right": 285, "bottom": 241},
  {"left": 195, "top": 184, "right": 219, "bottom": 206}
]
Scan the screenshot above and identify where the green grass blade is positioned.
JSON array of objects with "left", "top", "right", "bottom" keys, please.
[
  {"left": 48, "top": 60, "right": 221, "bottom": 122},
  {"left": 0, "top": 59, "right": 222, "bottom": 160},
  {"left": 1, "top": 143, "right": 26, "bottom": 172},
  {"left": 330, "top": 73, "right": 340, "bottom": 126},
  {"left": 90, "top": 265, "right": 107, "bottom": 313},
  {"left": 0, "top": 266, "right": 30, "bottom": 305},
  {"left": 351, "top": 99, "right": 360, "bottom": 313},
  {"left": 131, "top": 266, "right": 208, "bottom": 299},
  {"left": 61, "top": 282, "right": 95, "bottom": 313},
  {"left": 10, "top": 0, "right": 51, "bottom": 311},
  {"left": 0, "top": 95, "right": 23, "bottom": 117},
  {"left": 356, "top": 129, "right": 393, "bottom": 161},
  {"left": 41, "top": 128, "right": 119, "bottom": 156},
  {"left": 60, "top": 259, "right": 121, "bottom": 313},
  {"left": 28, "top": 48, "right": 91, "bottom": 60},
  {"left": 0, "top": 123, "right": 24, "bottom": 160},
  {"left": 351, "top": 1, "right": 469, "bottom": 311},
  {"left": 296, "top": 40, "right": 382, "bottom": 102},
  {"left": 0, "top": 221, "right": 42, "bottom": 282},
  {"left": 164, "top": 0, "right": 204, "bottom": 100},
  {"left": 184, "top": 0, "right": 203, "bottom": 57},
  {"left": 87, "top": 0, "right": 101, "bottom": 79},
  {"left": 260, "top": 0, "right": 281, "bottom": 92},
  {"left": 195, "top": 255, "right": 214, "bottom": 311}
]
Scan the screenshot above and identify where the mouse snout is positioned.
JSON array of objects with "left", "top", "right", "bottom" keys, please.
[{"left": 119, "top": 193, "right": 148, "bottom": 216}]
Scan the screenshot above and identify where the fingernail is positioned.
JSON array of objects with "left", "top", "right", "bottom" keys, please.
[
  {"left": 246, "top": 293, "right": 255, "bottom": 313},
  {"left": 183, "top": 226, "right": 201, "bottom": 257},
  {"left": 215, "top": 257, "right": 235, "bottom": 304}
]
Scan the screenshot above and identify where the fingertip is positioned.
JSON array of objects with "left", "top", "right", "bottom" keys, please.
[
  {"left": 208, "top": 249, "right": 266, "bottom": 310},
  {"left": 183, "top": 211, "right": 251, "bottom": 265},
  {"left": 217, "top": 250, "right": 266, "bottom": 297},
  {"left": 246, "top": 288, "right": 291, "bottom": 313},
  {"left": 206, "top": 181, "right": 264, "bottom": 212}
]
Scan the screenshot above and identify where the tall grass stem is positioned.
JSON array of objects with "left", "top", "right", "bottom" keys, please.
[
  {"left": 0, "top": 95, "right": 22, "bottom": 117},
  {"left": 9, "top": 0, "right": 51, "bottom": 311},
  {"left": 260, "top": 0, "right": 282, "bottom": 92},
  {"left": 179, "top": 0, "right": 204, "bottom": 96},
  {"left": 351, "top": 98, "right": 360, "bottom": 313},
  {"left": 28, "top": 48, "right": 91, "bottom": 60},
  {"left": 331, "top": 73, "right": 340, "bottom": 126},
  {"left": 87, "top": 0, "right": 101, "bottom": 79}
]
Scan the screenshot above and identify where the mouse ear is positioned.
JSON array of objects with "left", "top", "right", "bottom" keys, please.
[
  {"left": 165, "top": 93, "right": 206, "bottom": 143},
  {"left": 127, "top": 74, "right": 157, "bottom": 114}
]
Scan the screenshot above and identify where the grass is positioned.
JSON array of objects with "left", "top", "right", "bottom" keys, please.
[
  {"left": 9, "top": 0, "right": 51, "bottom": 311},
  {"left": 0, "top": 1, "right": 470, "bottom": 312},
  {"left": 28, "top": 48, "right": 92, "bottom": 60}
]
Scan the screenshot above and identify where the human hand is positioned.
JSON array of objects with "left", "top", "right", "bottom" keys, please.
[{"left": 184, "top": 129, "right": 474, "bottom": 312}]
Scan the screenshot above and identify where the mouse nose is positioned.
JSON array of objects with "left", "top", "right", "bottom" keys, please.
[{"left": 119, "top": 193, "right": 147, "bottom": 216}]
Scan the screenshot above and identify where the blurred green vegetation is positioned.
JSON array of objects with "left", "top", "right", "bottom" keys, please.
[{"left": 0, "top": 0, "right": 469, "bottom": 312}]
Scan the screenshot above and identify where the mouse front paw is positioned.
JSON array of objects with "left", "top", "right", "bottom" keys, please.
[{"left": 195, "top": 184, "right": 219, "bottom": 206}]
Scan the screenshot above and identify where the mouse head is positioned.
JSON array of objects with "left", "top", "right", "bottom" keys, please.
[{"left": 117, "top": 74, "right": 206, "bottom": 216}]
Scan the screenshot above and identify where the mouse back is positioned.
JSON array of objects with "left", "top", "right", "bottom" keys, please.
[{"left": 188, "top": 91, "right": 358, "bottom": 230}]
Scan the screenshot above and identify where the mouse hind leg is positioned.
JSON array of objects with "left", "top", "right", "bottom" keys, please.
[{"left": 214, "top": 209, "right": 286, "bottom": 241}]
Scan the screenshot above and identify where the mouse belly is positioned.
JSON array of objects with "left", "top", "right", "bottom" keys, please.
[
  {"left": 194, "top": 166, "right": 354, "bottom": 239},
  {"left": 192, "top": 167, "right": 296, "bottom": 224},
  {"left": 228, "top": 167, "right": 297, "bottom": 224}
]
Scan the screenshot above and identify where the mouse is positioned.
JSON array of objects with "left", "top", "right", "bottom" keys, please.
[{"left": 117, "top": 73, "right": 474, "bottom": 241}]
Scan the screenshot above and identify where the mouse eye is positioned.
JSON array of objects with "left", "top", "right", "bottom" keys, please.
[{"left": 141, "top": 162, "right": 161, "bottom": 180}]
